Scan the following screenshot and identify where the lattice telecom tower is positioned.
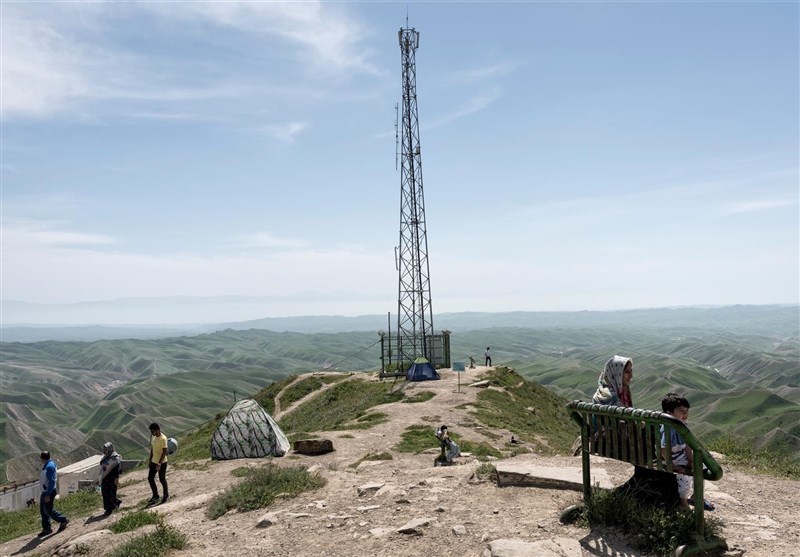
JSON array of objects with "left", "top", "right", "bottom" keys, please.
[{"left": 395, "top": 26, "right": 434, "bottom": 367}]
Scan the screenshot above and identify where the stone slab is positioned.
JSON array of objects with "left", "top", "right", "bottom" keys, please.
[
  {"left": 489, "top": 537, "right": 582, "bottom": 557},
  {"left": 494, "top": 464, "right": 613, "bottom": 490}
]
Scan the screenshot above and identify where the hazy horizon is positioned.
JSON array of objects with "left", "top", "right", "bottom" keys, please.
[{"left": 1, "top": 297, "right": 797, "bottom": 327}]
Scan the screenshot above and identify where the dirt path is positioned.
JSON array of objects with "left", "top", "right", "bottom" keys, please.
[
  {"left": 274, "top": 372, "right": 361, "bottom": 421},
  {"left": 3, "top": 368, "right": 798, "bottom": 557}
]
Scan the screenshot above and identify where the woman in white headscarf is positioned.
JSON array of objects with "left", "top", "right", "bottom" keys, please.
[
  {"left": 592, "top": 355, "right": 634, "bottom": 407},
  {"left": 572, "top": 355, "right": 634, "bottom": 456},
  {"left": 99, "top": 442, "right": 122, "bottom": 516}
]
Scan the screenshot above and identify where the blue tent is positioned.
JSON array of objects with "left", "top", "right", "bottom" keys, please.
[{"left": 406, "top": 357, "right": 440, "bottom": 382}]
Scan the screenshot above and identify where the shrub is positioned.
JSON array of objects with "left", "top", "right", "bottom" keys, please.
[
  {"left": 109, "top": 522, "right": 187, "bottom": 557},
  {"left": 206, "top": 464, "right": 326, "bottom": 519},
  {"left": 109, "top": 511, "right": 160, "bottom": 534},
  {"left": 474, "top": 462, "right": 496, "bottom": 480},
  {"left": 580, "top": 487, "right": 722, "bottom": 556}
]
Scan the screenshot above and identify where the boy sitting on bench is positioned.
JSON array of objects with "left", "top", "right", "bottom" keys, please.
[{"left": 660, "top": 393, "right": 715, "bottom": 512}]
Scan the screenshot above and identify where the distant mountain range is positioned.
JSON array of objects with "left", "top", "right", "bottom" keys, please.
[
  {"left": 1, "top": 304, "right": 797, "bottom": 483},
  {"left": 2, "top": 302, "right": 797, "bottom": 342}
]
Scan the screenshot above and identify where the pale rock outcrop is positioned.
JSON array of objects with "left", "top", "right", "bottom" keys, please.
[
  {"left": 487, "top": 537, "right": 582, "bottom": 557},
  {"left": 356, "top": 482, "right": 384, "bottom": 497},
  {"left": 397, "top": 517, "right": 435, "bottom": 534}
]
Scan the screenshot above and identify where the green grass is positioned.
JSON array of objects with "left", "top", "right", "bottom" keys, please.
[
  {"left": 395, "top": 425, "right": 438, "bottom": 453},
  {"left": 474, "top": 462, "right": 497, "bottom": 480},
  {"left": 0, "top": 490, "right": 101, "bottom": 543},
  {"left": 279, "top": 374, "right": 347, "bottom": 408},
  {"left": 579, "top": 487, "right": 723, "bottom": 557},
  {"left": 170, "top": 461, "right": 210, "bottom": 471},
  {"left": 109, "top": 510, "right": 160, "bottom": 534},
  {"left": 349, "top": 412, "right": 390, "bottom": 429},
  {"left": 708, "top": 432, "right": 800, "bottom": 479},
  {"left": 349, "top": 451, "right": 393, "bottom": 468},
  {"left": 109, "top": 522, "right": 187, "bottom": 557},
  {"left": 278, "top": 379, "right": 403, "bottom": 433},
  {"left": 231, "top": 466, "right": 252, "bottom": 477},
  {"left": 471, "top": 367, "right": 575, "bottom": 454},
  {"left": 206, "top": 464, "right": 326, "bottom": 519},
  {"left": 253, "top": 375, "right": 298, "bottom": 416},
  {"left": 168, "top": 414, "right": 220, "bottom": 463},
  {"left": 402, "top": 391, "right": 436, "bottom": 403},
  {"left": 459, "top": 439, "right": 503, "bottom": 459}
]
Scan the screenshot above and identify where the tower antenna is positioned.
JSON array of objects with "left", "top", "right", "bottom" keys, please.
[{"left": 394, "top": 102, "right": 399, "bottom": 171}]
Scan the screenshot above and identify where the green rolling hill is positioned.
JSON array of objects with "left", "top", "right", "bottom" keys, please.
[{"left": 1, "top": 305, "right": 797, "bottom": 483}]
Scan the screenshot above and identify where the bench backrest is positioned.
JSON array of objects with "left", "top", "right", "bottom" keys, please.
[
  {"left": 567, "top": 401, "right": 723, "bottom": 480},
  {"left": 566, "top": 400, "right": 724, "bottom": 551}
]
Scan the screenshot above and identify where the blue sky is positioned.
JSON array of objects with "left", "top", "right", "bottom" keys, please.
[{"left": 2, "top": 1, "right": 798, "bottom": 323}]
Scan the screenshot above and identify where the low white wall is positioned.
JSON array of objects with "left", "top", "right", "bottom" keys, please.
[{"left": 0, "top": 481, "right": 39, "bottom": 512}]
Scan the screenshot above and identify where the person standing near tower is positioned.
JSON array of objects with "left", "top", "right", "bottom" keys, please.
[
  {"left": 484, "top": 347, "right": 492, "bottom": 367},
  {"left": 38, "top": 451, "right": 68, "bottom": 537},
  {"left": 147, "top": 423, "right": 169, "bottom": 505}
]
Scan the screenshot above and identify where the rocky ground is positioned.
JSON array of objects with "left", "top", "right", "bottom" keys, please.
[{"left": 2, "top": 368, "right": 798, "bottom": 557}]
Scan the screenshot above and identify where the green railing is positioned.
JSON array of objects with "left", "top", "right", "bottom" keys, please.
[{"left": 566, "top": 401, "right": 725, "bottom": 557}]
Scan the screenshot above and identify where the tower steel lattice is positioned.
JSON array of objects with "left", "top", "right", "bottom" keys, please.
[{"left": 395, "top": 26, "right": 434, "bottom": 367}]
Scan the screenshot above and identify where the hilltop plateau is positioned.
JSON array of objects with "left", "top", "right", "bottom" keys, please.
[{"left": 1, "top": 368, "right": 798, "bottom": 557}]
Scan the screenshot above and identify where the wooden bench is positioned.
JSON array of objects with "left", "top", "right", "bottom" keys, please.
[{"left": 564, "top": 401, "right": 725, "bottom": 557}]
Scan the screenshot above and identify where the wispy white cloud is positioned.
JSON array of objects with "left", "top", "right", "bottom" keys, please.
[
  {"left": 2, "top": 221, "right": 116, "bottom": 247},
  {"left": 161, "top": 2, "right": 377, "bottom": 75},
  {"left": 257, "top": 122, "right": 309, "bottom": 143},
  {"left": 444, "top": 61, "right": 521, "bottom": 84},
  {"left": 0, "top": 2, "right": 376, "bottom": 120},
  {"left": 230, "top": 231, "right": 308, "bottom": 249},
  {"left": 0, "top": 4, "right": 232, "bottom": 119},
  {"left": 720, "top": 199, "right": 797, "bottom": 215},
  {"left": 2, "top": 194, "right": 90, "bottom": 220},
  {"left": 123, "top": 111, "right": 215, "bottom": 122},
  {"left": 1, "top": 6, "right": 96, "bottom": 117},
  {"left": 425, "top": 87, "right": 502, "bottom": 129}
]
